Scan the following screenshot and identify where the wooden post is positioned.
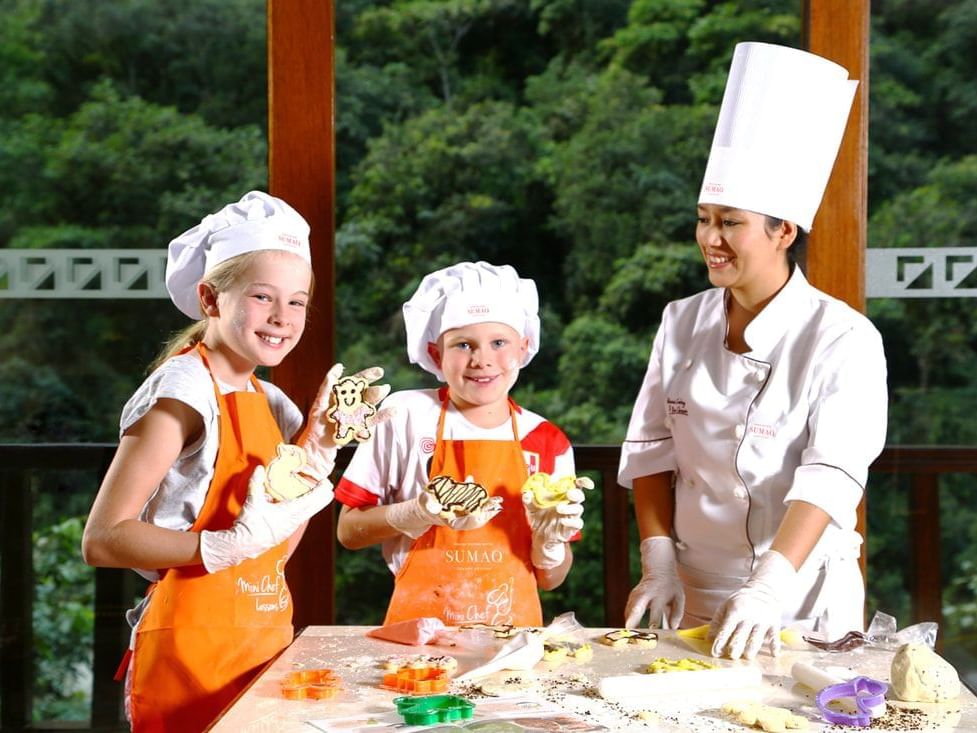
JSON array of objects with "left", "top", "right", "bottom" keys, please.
[
  {"left": 268, "top": 0, "right": 337, "bottom": 627},
  {"left": 802, "top": 0, "right": 871, "bottom": 592}
]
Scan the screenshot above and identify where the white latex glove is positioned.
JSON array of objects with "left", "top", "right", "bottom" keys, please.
[
  {"left": 624, "top": 536, "right": 685, "bottom": 630},
  {"left": 709, "top": 549, "right": 797, "bottom": 660},
  {"left": 386, "top": 478, "right": 503, "bottom": 540},
  {"left": 521, "top": 478, "right": 589, "bottom": 570},
  {"left": 199, "top": 464, "right": 334, "bottom": 573},
  {"left": 300, "top": 363, "right": 393, "bottom": 477}
]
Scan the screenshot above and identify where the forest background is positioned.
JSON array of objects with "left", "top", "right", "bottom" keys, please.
[{"left": 2, "top": 0, "right": 976, "bottom": 721}]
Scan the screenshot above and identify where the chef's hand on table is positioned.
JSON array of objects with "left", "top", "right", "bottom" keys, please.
[
  {"left": 709, "top": 549, "right": 797, "bottom": 659},
  {"left": 200, "top": 464, "right": 334, "bottom": 573},
  {"left": 521, "top": 477, "right": 591, "bottom": 570},
  {"left": 624, "top": 536, "right": 685, "bottom": 630},
  {"left": 299, "top": 363, "right": 394, "bottom": 478},
  {"left": 386, "top": 477, "right": 503, "bottom": 540}
]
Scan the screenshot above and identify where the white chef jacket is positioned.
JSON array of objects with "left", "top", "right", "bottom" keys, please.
[{"left": 619, "top": 267, "right": 887, "bottom": 635}]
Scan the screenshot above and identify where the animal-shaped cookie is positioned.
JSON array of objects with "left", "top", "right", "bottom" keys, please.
[
  {"left": 325, "top": 375, "right": 378, "bottom": 445},
  {"left": 601, "top": 629, "right": 659, "bottom": 648},
  {"left": 264, "top": 443, "right": 320, "bottom": 502},
  {"left": 522, "top": 472, "right": 594, "bottom": 508},
  {"left": 425, "top": 475, "right": 491, "bottom": 518}
]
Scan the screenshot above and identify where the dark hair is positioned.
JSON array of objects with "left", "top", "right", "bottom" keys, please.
[{"left": 764, "top": 216, "right": 808, "bottom": 270}]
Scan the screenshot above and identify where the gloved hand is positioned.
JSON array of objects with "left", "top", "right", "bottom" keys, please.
[
  {"left": 624, "top": 536, "right": 685, "bottom": 630},
  {"left": 299, "top": 363, "right": 393, "bottom": 478},
  {"left": 199, "top": 464, "right": 334, "bottom": 573},
  {"left": 522, "top": 477, "right": 590, "bottom": 570},
  {"left": 709, "top": 549, "right": 797, "bottom": 659},
  {"left": 386, "top": 478, "right": 503, "bottom": 540}
]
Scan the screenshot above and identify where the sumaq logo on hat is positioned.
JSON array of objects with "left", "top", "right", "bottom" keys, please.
[{"left": 467, "top": 304, "right": 490, "bottom": 316}]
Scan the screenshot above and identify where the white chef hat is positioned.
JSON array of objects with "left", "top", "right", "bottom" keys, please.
[
  {"left": 403, "top": 261, "right": 541, "bottom": 380},
  {"left": 165, "top": 190, "right": 311, "bottom": 319},
  {"left": 698, "top": 42, "right": 858, "bottom": 231}
]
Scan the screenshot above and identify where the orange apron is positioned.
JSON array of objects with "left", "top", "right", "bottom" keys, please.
[
  {"left": 384, "top": 398, "right": 542, "bottom": 627},
  {"left": 128, "top": 345, "right": 293, "bottom": 732}
]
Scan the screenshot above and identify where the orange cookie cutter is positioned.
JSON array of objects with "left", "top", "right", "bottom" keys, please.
[
  {"left": 381, "top": 664, "right": 450, "bottom": 694},
  {"left": 280, "top": 668, "right": 342, "bottom": 700}
]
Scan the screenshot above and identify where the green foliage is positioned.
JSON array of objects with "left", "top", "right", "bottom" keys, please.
[
  {"left": 4, "top": 0, "right": 977, "bottom": 720},
  {"left": 33, "top": 516, "right": 95, "bottom": 720}
]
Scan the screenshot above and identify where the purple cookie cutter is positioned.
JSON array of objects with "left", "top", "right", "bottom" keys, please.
[{"left": 815, "top": 675, "right": 888, "bottom": 727}]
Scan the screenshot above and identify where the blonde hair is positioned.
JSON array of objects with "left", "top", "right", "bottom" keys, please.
[{"left": 149, "top": 251, "right": 315, "bottom": 372}]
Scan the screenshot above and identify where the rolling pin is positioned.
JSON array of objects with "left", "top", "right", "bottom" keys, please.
[
  {"left": 791, "top": 661, "right": 857, "bottom": 712},
  {"left": 599, "top": 665, "right": 763, "bottom": 700}
]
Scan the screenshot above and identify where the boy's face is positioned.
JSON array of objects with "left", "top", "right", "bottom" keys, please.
[{"left": 430, "top": 322, "right": 528, "bottom": 416}]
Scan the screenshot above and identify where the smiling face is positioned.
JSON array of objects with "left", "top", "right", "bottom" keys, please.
[
  {"left": 695, "top": 204, "right": 795, "bottom": 309},
  {"left": 429, "top": 321, "right": 528, "bottom": 426},
  {"left": 201, "top": 250, "right": 312, "bottom": 384}
]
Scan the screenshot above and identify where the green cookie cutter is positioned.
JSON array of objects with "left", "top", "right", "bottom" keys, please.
[{"left": 393, "top": 694, "right": 475, "bottom": 725}]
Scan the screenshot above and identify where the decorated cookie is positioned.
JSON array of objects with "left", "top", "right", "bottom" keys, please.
[
  {"left": 325, "top": 375, "right": 378, "bottom": 446},
  {"left": 543, "top": 640, "right": 594, "bottom": 665},
  {"left": 522, "top": 472, "right": 593, "bottom": 508},
  {"left": 646, "top": 657, "right": 718, "bottom": 673},
  {"left": 601, "top": 629, "right": 659, "bottom": 649},
  {"left": 264, "top": 443, "right": 320, "bottom": 502},
  {"left": 458, "top": 622, "right": 516, "bottom": 639},
  {"left": 425, "top": 475, "right": 491, "bottom": 518},
  {"left": 379, "top": 654, "right": 458, "bottom": 674}
]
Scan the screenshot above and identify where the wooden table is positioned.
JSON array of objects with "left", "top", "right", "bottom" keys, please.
[{"left": 209, "top": 625, "right": 977, "bottom": 732}]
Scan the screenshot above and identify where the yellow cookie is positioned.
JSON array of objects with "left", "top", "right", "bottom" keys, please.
[
  {"left": 264, "top": 444, "right": 318, "bottom": 502},
  {"left": 523, "top": 473, "right": 589, "bottom": 508}
]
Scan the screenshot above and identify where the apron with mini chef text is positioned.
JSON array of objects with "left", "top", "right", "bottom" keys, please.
[
  {"left": 128, "top": 345, "right": 293, "bottom": 732},
  {"left": 384, "top": 399, "right": 542, "bottom": 627}
]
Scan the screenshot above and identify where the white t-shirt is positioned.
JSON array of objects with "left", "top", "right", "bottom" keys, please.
[
  {"left": 336, "top": 387, "right": 575, "bottom": 574},
  {"left": 120, "top": 353, "right": 303, "bottom": 583}
]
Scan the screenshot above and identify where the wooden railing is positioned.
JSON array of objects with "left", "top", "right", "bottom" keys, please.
[{"left": 1, "top": 443, "right": 974, "bottom": 732}]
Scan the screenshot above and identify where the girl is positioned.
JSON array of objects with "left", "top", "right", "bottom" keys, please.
[
  {"left": 619, "top": 43, "right": 888, "bottom": 660},
  {"left": 81, "top": 191, "right": 385, "bottom": 731}
]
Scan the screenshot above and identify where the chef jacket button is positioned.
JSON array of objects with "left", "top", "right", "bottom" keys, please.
[
  {"left": 734, "top": 424, "right": 745, "bottom": 439},
  {"left": 675, "top": 540, "right": 688, "bottom": 551},
  {"left": 733, "top": 487, "right": 748, "bottom": 500},
  {"left": 664, "top": 416, "right": 674, "bottom": 429},
  {"left": 683, "top": 359, "right": 693, "bottom": 369},
  {"left": 685, "top": 477, "right": 695, "bottom": 488},
  {"left": 754, "top": 369, "right": 767, "bottom": 383}
]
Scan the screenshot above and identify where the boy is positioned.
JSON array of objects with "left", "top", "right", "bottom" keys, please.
[{"left": 336, "top": 261, "right": 587, "bottom": 626}]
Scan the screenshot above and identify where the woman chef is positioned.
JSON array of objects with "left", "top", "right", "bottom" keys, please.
[{"left": 619, "top": 42, "right": 888, "bottom": 660}]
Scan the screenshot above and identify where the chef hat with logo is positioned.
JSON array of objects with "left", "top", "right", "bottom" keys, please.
[
  {"left": 165, "top": 190, "right": 311, "bottom": 319},
  {"left": 698, "top": 42, "right": 858, "bottom": 231},
  {"left": 403, "top": 261, "right": 541, "bottom": 380}
]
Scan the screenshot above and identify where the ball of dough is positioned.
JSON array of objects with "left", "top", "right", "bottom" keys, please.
[{"left": 890, "top": 643, "right": 961, "bottom": 703}]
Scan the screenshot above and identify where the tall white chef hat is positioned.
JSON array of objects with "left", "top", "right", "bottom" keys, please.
[
  {"left": 165, "top": 190, "right": 311, "bottom": 319},
  {"left": 698, "top": 42, "right": 858, "bottom": 231},
  {"left": 403, "top": 261, "right": 541, "bottom": 380}
]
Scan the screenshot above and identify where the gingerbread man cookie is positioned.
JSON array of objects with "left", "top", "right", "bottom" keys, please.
[{"left": 325, "top": 375, "right": 378, "bottom": 445}]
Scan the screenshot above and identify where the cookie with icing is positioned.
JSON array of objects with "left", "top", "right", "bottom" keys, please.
[
  {"left": 325, "top": 375, "right": 378, "bottom": 446},
  {"left": 601, "top": 629, "right": 659, "bottom": 649},
  {"left": 264, "top": 443, "right": 319, "bottom": 502},
  {"left": 425, "top": 475, "right": 491, "bottom": 518}
]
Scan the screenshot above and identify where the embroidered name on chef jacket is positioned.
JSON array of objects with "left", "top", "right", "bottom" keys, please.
[
  {"left": 667, "top": 398, "right": 689, "bottom": 416},
  {"left": 747, "top": 423, "right": 776, "bottom": 439}
]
